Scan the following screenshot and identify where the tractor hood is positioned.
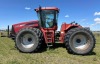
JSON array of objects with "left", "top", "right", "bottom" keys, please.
[
  {"left": 13, "top": 20, "right": 39, "bottom": 27},
  {"left": 12, "top": 20, "right": 39, "bottom": 34}
]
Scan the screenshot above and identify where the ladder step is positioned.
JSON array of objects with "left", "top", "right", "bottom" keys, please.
[
  {"left": 47, "top": 38, "right": 52, "bottom": 39},
  {"left": 47, "top": 45, "right": 53, "bottom": 47},
  {"left": 47, "top": 35, "right": 51, "bottom": 36},
  {"left": 47, "top": 43, "right": 53, "bottom": 47}
]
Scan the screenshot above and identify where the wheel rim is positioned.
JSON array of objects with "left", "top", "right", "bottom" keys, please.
[
  {"left": 21, "top": 33, "right": 34, "bottom": 48},
  {"left": 72, "top": 34, "right": 90, "bottom": 50}
]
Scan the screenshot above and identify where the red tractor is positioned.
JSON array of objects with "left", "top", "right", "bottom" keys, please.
[{"left": 9, "top": 6, "right": 95, "bottom": 55}]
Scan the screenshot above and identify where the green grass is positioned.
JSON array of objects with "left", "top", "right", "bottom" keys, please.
[{"left": 0, "top": 32, "right": 100, "bottom": 64}]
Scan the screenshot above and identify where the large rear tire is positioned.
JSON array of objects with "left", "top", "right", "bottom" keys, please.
[
  {"left": 64, "top": 28, "right": 95, "bottom": 55},
  {"left": 16, "top": 28, "right": 44, "bottom": 53}
]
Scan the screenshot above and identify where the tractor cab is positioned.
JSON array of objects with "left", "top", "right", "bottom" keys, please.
[
  {"left": 35, "top": 7, "right": 59, "bottom": 45},
  {"left": 35, "top": 7, "right": 59, "bottom": 29}
]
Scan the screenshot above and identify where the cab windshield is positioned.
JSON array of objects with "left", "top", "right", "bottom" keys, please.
[{"left": 37, "top": 10, "right": 58, "bottom": 28}]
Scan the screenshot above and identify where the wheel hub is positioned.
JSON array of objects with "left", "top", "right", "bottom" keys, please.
[
  {"left": 76, "top": 39, "right": 81, "bottom": 43},
  {"left": 28, "top": 38, "right": 32, "bottom": 42},
  {"left": 73, "top": 34, "right": 88, "bottom": 50},
  {"left": 21, "top": 33, "right": 34, "bottom": 48}
]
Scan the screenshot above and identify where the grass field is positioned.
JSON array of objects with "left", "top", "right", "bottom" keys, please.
[{"left": 0, "top": 32, "right": 100, "bottom": 64}]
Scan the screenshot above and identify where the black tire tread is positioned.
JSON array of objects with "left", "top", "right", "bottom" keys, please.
[
  {"left": 15, "top": 27, "right": 44, "bottom": 53},
  {"left": 64, "top": 28, "right": 96, "bottom": 55}
]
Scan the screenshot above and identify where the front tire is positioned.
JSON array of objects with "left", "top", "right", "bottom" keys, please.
[
  {"left": 64, "top": 28, "right": 95, "bottom": 55},
  {"left": 16, "top": 28, "right": 43, "bottom": 53}
]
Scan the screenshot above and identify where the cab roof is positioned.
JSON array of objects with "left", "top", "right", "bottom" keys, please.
[{"left": 35, "top": 7, "right": 59, "bottom": 12}]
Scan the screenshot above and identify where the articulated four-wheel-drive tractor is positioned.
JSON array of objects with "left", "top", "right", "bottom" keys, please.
[{"left": 8, "top": 6, "right": 95, "bottom": 55}]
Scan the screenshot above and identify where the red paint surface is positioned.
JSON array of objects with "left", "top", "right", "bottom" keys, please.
[{"left": 12, "top": 20, "right": 39, "bottom": 34}]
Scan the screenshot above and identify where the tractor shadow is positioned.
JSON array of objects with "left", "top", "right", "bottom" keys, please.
[
  {"left": 67, "top": 50, "right": 96, "bottom": 56},
  {"left": 36, "top": 43, "right": 65, "bottom": 53},
  {"left": 21, "top": 43, "right": 96, "bottom": 56},
  {"left": 49, "top": 43, "right": 96, "bottom": 56},
  {"left": 52, "top": 43, "right": 66, "bottom": 49},
  {"left": 83, "top": 52, "right": 96, "bottom": 56}
]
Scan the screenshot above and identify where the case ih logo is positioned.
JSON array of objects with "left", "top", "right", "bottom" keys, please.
[{"left": 15, "top": 24, "right": 25, "bottom": 28}]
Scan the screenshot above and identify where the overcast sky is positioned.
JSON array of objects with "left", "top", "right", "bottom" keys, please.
[{"left": 0, "top": 0, "right": 100, "bottom": 31}]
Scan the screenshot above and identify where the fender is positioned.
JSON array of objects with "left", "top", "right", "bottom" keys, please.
[{"left": 59, "top": 23, "right": 82, "bottom": 43}]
